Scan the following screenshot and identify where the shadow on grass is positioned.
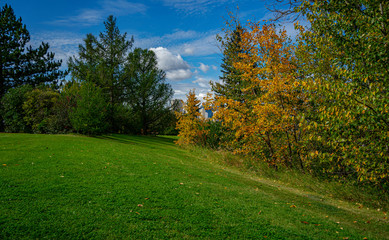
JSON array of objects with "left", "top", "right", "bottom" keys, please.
[{"left": 95, "top": 134, "right": 177, "bottom": 149}]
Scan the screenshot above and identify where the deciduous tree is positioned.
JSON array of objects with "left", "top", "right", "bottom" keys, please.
[{"left": 124, "top": 48, "right": 174, "bottom": 134}]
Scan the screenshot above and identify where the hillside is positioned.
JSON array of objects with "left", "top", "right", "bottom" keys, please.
[{"left": 0, "top": 134, "right": 388, "bottom": 239}]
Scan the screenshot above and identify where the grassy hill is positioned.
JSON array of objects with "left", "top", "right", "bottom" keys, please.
[{"left": 0, "top": 134, "right": 388, "bottom": 239}]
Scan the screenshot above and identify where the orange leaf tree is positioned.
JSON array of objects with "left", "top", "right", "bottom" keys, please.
[{"left": 209, "top": 20, "right": 306, "bottom": 169}]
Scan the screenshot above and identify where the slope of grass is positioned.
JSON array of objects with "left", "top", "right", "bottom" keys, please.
[{"left": 0, "top": 133, "right": 388, "bottom": 239}]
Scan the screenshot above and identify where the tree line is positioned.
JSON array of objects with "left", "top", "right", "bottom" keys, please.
[
  {"left": 0, "top": 5, "right": 177, "bottom": 135},
  {"left": 176, "top": 0, "right": 388, "bottom": 191}
]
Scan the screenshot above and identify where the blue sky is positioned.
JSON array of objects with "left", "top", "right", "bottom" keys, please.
[{"left": 2, "top": 0, "right": 294, "bottom": 100}]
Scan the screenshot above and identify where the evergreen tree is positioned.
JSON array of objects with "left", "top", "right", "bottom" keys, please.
[
  {"left": 68, "top": 15, "right": 133, "bottom": 131},
  {"left": 0, "top": 4, "right": 65, "bottom": 130},
  {"left": 211, "top": 16, "right": 245, "bottom": 102},
  {"left": 124, "top": 48, "right": 174, "bottom": 134}
]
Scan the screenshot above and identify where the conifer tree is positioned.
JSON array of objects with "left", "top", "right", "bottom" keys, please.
[
  {"left": 0, "top": 4, "right": 64, "bottom": 130},
  {"left": 211, "top": 15, "right": 245, "bottom": 102},
  {"left": 68, "top": 15, "right": 133, "bottom": 131}
]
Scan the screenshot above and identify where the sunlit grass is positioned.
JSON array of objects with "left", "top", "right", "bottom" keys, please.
[{"left": 0, "top": 133, "right": 388, "bottom": 239}]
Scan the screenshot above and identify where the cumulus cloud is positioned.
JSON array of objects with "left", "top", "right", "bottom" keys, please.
[
  {"left": 199, "top": 63, "right": 210, "bottom": 73},
  {"left": 52, "top": 0, "right": 147, "bottom": 26},
  {"left": 150, "top": 47, "right": 193, "bottom": 81}
]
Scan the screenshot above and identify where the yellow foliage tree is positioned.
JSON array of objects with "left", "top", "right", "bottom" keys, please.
[
  {"left": 208, "top": 21, "right": 306, "bottom": 169},
  {"left": 176, "top": 90, "right": 208, "bottom": 146}
]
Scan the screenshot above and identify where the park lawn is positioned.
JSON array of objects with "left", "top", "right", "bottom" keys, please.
[{"left": 0, "top": 133, "right": 388, "bottom": 239}]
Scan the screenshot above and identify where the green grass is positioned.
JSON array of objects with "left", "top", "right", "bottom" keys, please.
[{"left": 0, "top": 133, "right": 388, "bottom": 239}]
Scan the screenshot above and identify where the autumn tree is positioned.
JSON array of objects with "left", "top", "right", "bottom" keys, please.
[
  {"left": 207, "top": 20, "right": 306, "bottom": 169},
  {"left": 176, "top": 90, "right": 208, "bottom": 146}
]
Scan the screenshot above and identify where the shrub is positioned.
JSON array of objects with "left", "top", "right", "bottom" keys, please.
[
  {"left": 69, "top": 82, "right": 109, "bottom": 135},
  {"left": 23, "top": 87, "right": 59, "bottom": 133},
  {"left": 1, "top": 85, "right": 33, "bottom": 133}
]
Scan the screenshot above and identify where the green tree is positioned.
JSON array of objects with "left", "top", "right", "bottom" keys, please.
[
  {"left": 124, "top": 48, "right": 174, "bottom": 134},
  {"left": 211, "top": 14, "right": 246, "bottom": 102},
  {"left": 296, "top": 0, "right": 389, "bottom": 187},
  {"left": 69, "top": 82, "right": 109, "bottom": 135},
  {"left": 1, "top": 84, "right": 32, "bottom": 133},
  {"left": 68, "top": 15, "right": 133, "bottom": 132},
  {"left": 23, "top": 87, "right": 60, "bottom": 133},
  {"left": 0, "top": 4, "right": 65, "bottom": 130}
]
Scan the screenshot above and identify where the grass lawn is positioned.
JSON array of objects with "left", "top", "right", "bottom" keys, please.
[{"left": 0, "top": 133, "right": 388, "bottom": 239}]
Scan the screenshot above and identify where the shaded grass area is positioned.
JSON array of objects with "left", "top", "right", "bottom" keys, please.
[{"left": 0, "top": 133, "right": 388, "bottom": 239}]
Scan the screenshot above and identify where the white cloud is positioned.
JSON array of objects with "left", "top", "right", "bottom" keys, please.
[
  {"left": 193, "top": 76, "right": 210, "bottom": 88},
  {"left": 212, "top": 65, "right": 218, "bottom": 71},
  {"left": 51, "top": 0, "right": 147, "bottom": 26},
  {"left": 166, "top": 69, "right": 193, "bottom": 81},
  {"left": 150, "top": 47, "right": 193, "bottom": 81},
  {"left": 174, "top": 33, "right": 219, "bottom": 56},
  {"left": 161, "top": 0, "right": 231, "bottom": 14},
  {"left": 29, "top": 32, "right": 84, "bottom": 68},
  {"left": 171, "top": 82, "right": 212, "bottom": 101},
  {"left": 199, "top": 63, "right": 210, "bottom": 73}
]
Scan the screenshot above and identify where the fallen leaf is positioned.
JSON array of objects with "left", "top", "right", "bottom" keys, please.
[
  {"left": 314, "top": 224, "right": 321, "bottom": 226},
  {"left": 179, "top": 183, "right": 184, "bottom": 185},
  {"left": 137, "top": 204, "right": 143, "bottom": 207},
  {"left": 258, "top": 211, "right": 262, "bottom": 215},
  {"left": 290, "top": 205, "right": 296, "bottom": 208},
  {"left": 366, "top": 220, "right": 370, "bottom": 224},
  {"left": 301, "top": 221, "right": 309, "bottom": 224}
]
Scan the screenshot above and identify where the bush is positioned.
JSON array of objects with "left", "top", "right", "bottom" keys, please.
[
  {"left": 69, "top": 82, "right": 109, "bottom": 135},
  {"left": 1, "top": 85, "right": 33, "bottom": 133},
  {"left": 23, "top": 87, "right": 59, "bottom": 133}
]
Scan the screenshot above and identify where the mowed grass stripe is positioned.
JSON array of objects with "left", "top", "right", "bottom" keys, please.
[{"left": 0, "top": 134, "right": 387, "bottom": 239}]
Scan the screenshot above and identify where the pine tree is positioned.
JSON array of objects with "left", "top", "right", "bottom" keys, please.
[
  {"left": 211, "top": 15, "right": 245, "bottom": 102},
  {"left": 0, "top": 4, "right": 64, "bottom": 130},
  {"left": 68, "top": 15, "right": 133, "bottom": 131}
]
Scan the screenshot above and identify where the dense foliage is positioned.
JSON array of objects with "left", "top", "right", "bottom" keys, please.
[
  {"left": 178, "top": 1, "right": 388, "bottom": 191},
  {"left": 0, "top": 6, "right": 176, "bottom": 136},
  {"left": 0, "top": 4, "right": 65, "bottom": 131},
  {"left": 125, "top": 48, "right": 174, "bottom": 134}
]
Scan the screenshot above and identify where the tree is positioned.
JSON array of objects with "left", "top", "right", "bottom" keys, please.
[
  {"left": 296, "top": 0, "right": 389, "bottom": 186},
  {"left": 68, "top": 15, "right": 133, "bottom": 131},
  {"left": 211, "top": 13, "right": 246, "bottom": 102},
  {"left": 1, "top": 84, "right": 32, "bottom": 133},
  {"left": 23, "top": 87, "right": 60, "bottom": 133},
  {"left": 124, "top": 48, "right": 174, "bottom": 134},
  {"left": 0, "top": 4, "right": 65, "bottom": 130},
  {"left": 176, "top": 90, "right": 207, "bottom": 146},
  {"left": 206, "top": 19, "right": 306, "bottom": 169},
  {"left": 69, "top": 82, "right": 109, "bottom": 135}
]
